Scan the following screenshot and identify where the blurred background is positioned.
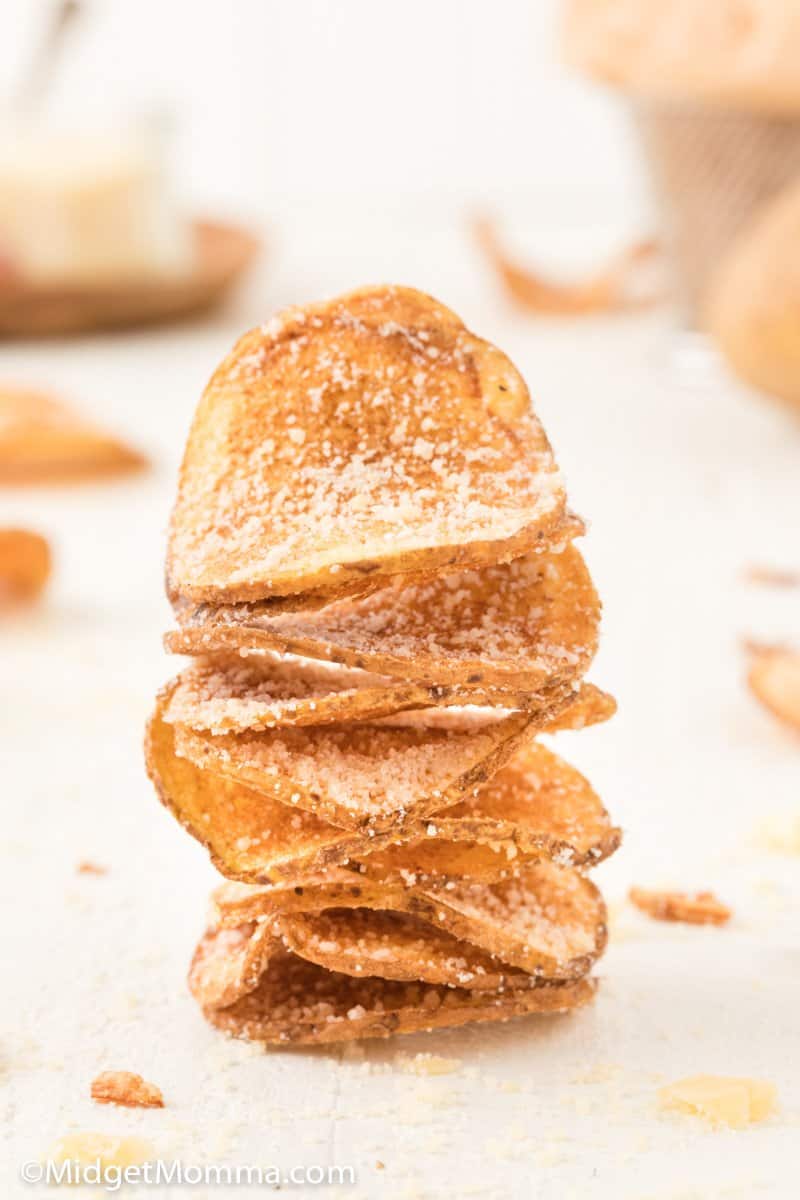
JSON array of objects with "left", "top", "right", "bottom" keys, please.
[
  {"left": 2, "top": 4, "right": 799, "bottom": 1190},
  {"left": 0, "top": 0, "right": 643, "bottom": 225}
]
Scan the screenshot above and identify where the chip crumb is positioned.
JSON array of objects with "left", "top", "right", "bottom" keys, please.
[
  {"left": 753, "top": 811, "right": 800, "bottom": 855},
  {"left": 375, "top": 1160, "right": 385, "bottom": 1170},
  {"left": 743, "top": 565, "right": 800, "bottom": 588},
  {"left": 495, "top": 1079, "right": 521, "bottom": 1093},
  {"left": 77, "top": 861, "right": 108, "bottom": 876},
  {"left": 659, "top": 1075, "right": 777, "bottom": 1128},
  {"left": 628, "top": 887, "right": 731, "bottom": 926},
  {"left": 395, "top": 1053, "right": 462, "bottom": 1076},
  {"left": 90, "top": 1071, "right": 164, "bottom": 1109}
]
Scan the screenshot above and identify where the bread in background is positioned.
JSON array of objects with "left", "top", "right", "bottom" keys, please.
[{"left": 707, "top": 178, "right": 800, "bottom": 412}]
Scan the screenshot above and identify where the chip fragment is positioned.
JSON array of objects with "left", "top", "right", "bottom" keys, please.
[
  {"left": 90, "top": 1071, "right": 164, "bottom": 1109},
  {"left": 747, "top": 645, "right": 800, "bottom": 734},
  {"left": 628, "top": 887, "right": 731, "bottom": 926},
  {"left": 659, "top": 1076, "right": 776, "bottom": 1128}
]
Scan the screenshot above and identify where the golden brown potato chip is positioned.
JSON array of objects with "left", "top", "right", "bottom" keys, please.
[
  {"left": 0, "top": 527, "right": 51, "bottom": 603},
  {"left": 166, "top": 285, "right": 569, "bottom": 604},
  {"left": 166, "top": 544, "right": 599, "bottom": 693},
  {"left": 275, "top": 908, "right": 533, "bottom": 991},
  {"left": 168, "top": 700, "right": 537, "bottom": 834},
  {"left": 146, "top": 700, "right": 618, "bottom": 885},
  {"left": 417, "top": 862, "right": 604, "bottom": 979},
  {"left": 162, "top": 652, "right": 566, "bottom": 734},
  {"left": 0, "top": 385, "right": 147, "bottom": 483},
  {"left": 475, "top": 216, "right": 662, "bottom": 316},
  {"left": 212, "top": 859, "right": 606, "bottom": 983},
  {"left": 747, "top": 646, "right": 800, "bottom": 734},
  {"left": 189, "top": 932, "right": 595, "bottom": 1045},
  {"left": 362, "top": 742, "right": 620, "bottom": 882},
  {"left": 169, "top": 511, "right": 581, "bottom": 625}
]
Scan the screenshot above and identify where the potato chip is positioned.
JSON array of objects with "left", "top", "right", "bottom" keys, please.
[
  {"left": 191, "top": 857, "right": 604, "bottom": 1042},
  {"left": 189, "top": 934, "right": 595, "bottom": 1045},
  {"left": 162, "top": 652, "right": 569, "bottom": 734},
  {"left": 475, "top": 215, "right": 662, "bottom": 316},
  {"left": 211, "top": 859, "right": 606, "bottom": 983},
  {"left": 166, "top": 286, "right": 569, "bottom": 604},
  {"left": 147, "top": 701, "right": 618, "bottom": 885},
  {"left": 166, "top": 544, "right": 599, "bottom": 693},
  {"left": 168, "top": 700, "right": 537, "bottom": 834},
  {"left": 0, "top": 527, "right": 51, "bottom": 603},
  {"left": 275, "top": 908, "right": 532, "bottom": 991},
  {"left": 0, "top": 385, "right": 147, "bottom": 483}
]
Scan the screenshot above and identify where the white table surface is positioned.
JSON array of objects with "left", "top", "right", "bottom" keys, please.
[{"left": 2, "top": 219, "right": 799, "bottom": 1199}]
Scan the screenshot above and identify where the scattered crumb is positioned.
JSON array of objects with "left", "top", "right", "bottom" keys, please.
[
  {"left": 659, "top": 1075, "right": 776, "bottom": 1129},
  {"left": 628, "top": 887, "right": 731, "bottom": 926},
  {"left": 77, "top": 861, "right": 108, "bottom": 876},
  {"left": 753, "top": 811, "right": 800, "bottom": 855},
  {"left": 395, "top": 1053, "right": 461, "bottom": 1076},
  {"left": 375, "top": 1160, "right": 385, "bottom": 1170},
  {"left": 569, "top": 1062, "right": 622, "bottom": 1085},
  {"left": 743, "top": 565, "right": 800, "bottom": 588},
  {"left": 90, "top": 1071, "right": 164, "bottom": 1109},
  {"left": 49, "top": 1132, "right": 155, "bottom": 1168}
]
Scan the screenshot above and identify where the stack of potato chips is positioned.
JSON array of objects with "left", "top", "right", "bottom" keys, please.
[{"left": 146, "top": 286, "right": 619, "bottom": 1045}]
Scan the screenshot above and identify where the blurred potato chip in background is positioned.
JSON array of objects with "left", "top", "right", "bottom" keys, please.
[
  {"left": 0, "top": 526, "right": 50, "bottom": 604},
  {"left": 0, "top": 384, "right": 147, "bottom": 483}
]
